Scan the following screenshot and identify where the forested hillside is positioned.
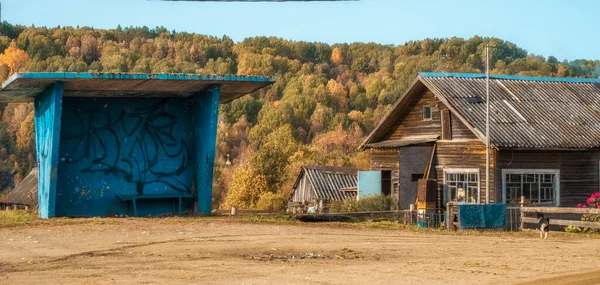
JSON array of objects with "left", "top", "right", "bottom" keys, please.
[{"left": 0, "top": 23, "right": 598, "bottom": 209}]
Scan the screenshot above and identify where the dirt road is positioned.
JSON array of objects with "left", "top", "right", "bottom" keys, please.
[{"left": 1, "top": 218, "right": 599, "bottom": 285}]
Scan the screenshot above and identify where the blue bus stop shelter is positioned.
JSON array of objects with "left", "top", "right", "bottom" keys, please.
[{"left": 0, "top": 73, "right": 274, "bottom": 218}]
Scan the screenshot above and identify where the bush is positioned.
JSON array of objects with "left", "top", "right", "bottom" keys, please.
[
  {"left": 256, "top": 192, "right": 287, "bottom": 212},
  {"left": 573, "top": 192, "right": 600, "bottom": 233},
  {"left": 577, "top": 192, "right": 600, "bottom": 210},
  {"left": 329, "top": 195, "right": 393, "bottom": 213},
  {"left": 357, "top": 195, "right": 394, "bottom": 212},
  {"left": 329, "top": 199, "right": 358, "bottom": 213}
]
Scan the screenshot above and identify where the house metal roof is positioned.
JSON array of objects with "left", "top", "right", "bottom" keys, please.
[
  {"left": 362, "top": 72, "right": 600, "bottom": 150},
  {"left": 293, "top": 165, "right": 359, "bottom": 201},
  {"left": 0, "top": 72, "right": 276, "bottom": 103}
]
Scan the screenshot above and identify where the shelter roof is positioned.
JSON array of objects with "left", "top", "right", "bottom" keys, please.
[{"left": 0, "top": 72, "right": 276, "bottom": 103}]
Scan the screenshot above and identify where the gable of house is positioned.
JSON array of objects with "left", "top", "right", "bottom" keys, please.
[
  {"left": 364, "top": 72, "right": 600, "bottom": 150},
  {"left": 379, "top": 88, "right": 479, "bottom": 143}
]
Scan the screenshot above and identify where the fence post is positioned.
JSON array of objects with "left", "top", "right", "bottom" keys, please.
[
  {"left": 519, "top": 196, "right": 525, "bottom": 231},
  {"left": 446, "top": 202, "right": 451, "bottom": 231}
]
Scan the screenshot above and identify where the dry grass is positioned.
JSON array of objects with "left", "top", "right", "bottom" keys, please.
[
  {"left": 1, "top": 211, "right": 599, "bottom": 240},
  {"left": 0, "top": 210, "right": 122, "bottom": 228}
]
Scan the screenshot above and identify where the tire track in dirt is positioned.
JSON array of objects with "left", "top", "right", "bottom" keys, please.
[
  {"left": 514, "top": 268, "right": 600, "bottom": 285},
  {"left": 2, "top": 230, "right": 391, "bottom": 272},
  {"left": 1, "top": 230, "right": 406, "bottom": 275},
  {"left": 1, "top": 233, "right": 273, "bottom": 273}
]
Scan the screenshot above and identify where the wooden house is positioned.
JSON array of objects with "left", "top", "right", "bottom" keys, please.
[
  {"left": 289, "top": 165, "right": 358, "bottom": 212},
  {"left": 361, "top": 72, "right": 600, "bottom": 209}
]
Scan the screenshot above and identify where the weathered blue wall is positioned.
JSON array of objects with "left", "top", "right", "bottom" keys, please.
[
  {"left": 34, "top": 83, "right": 63, "bottom": 218},
  {"left": 358, "top": 171, "right": 382, "bottom": 198},
  {"left": 191, "top": 86, "right": 220, "bottom": 214},
  {"left": 56, "top": 97, "right": 195, "bottom": 217}
]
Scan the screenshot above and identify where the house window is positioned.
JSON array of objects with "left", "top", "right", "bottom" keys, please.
[
  {"left": 423, "top": 106, "right": 432, "bottom": 120},
  {"left": 502, "top": 169, "right": 559, "bottom": 206},
  {"left": 444, "top": 169, "right": 479, "bottom": 203},
  {"left": 411, "top": 174, "right": 424, "bottom": 182}
]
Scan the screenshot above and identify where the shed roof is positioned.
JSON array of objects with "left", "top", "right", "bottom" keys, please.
[
  {"left": 7, "top": 167, "right": 38, "bottom": 207},
  {"left": 293, "top": 165, "right": 359, "bottom": 201},
  {"left": 0, "top": 72, "right": 276, "bottom": 103},
  {"left": 362, "top": 72, "right": 600, "bottom": 150}
]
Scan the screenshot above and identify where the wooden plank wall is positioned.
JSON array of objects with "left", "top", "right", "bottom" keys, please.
[
  {"left": 291, "top": 173, "right": 315, "bottom": 203},
  {"left": 384, "top": 90, "right": 441, "bottom": 140},
  {"left": 439, "top": 104, "right": 478, "bottom": 140},
  {"left": 369, "top": 149, "right": 400, "bottom": 204},
  {"left": 435, "top": 141, "right": 496, "bottom": 208},
  {"left": 383, "top": 90, "right": 478, "bottom": 141},
  {"left": 496, "top": 150, "right": 600, "bottom": 207}
]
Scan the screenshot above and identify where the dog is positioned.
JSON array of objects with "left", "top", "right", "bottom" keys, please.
[{"left": 537, "top": 213, "right": 550, "bottom": 239}]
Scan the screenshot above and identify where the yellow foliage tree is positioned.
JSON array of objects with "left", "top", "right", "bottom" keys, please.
[
  {"left": 330, "top": 47, "right": 343, "bottom": 65},
  {"left": 326, "top": 79, "right": 348, "bottom": 111},
  {"left": 225, "top": 164, "right": 269, "bottom": 209},
  {"left": 16, "top": 111, "right": 35, "bottom": 153},
  {"left": 311, "top": 123, "right": 362, "bottom": 156},
  {"left": 0, "top": 42, "right": 30, "bottom": 75}
]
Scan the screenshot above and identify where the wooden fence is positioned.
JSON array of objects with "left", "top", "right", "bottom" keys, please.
[
  {"left": 505, "top": 206, "right": 521, "bottom": 231},
  {"left": 520, "top": 207, "right": 600, "bottom": 231},
  {"left": 0, "top": 202, "right": 30, "bottom": 211}
]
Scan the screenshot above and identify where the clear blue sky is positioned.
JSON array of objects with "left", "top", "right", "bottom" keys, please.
[{"left": 4, "top": 0, "right": 598, "bottom": 61}]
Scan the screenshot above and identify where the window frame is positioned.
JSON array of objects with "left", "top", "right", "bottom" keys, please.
[
  {"left": 501, "top": 169, "right": 560, "bottom": 206},
  {"left": 423, "top": 105, "right": 432, "bottom": 121},
  {"left": 443, "top": 168, "right": 480, "bottom": 204}
]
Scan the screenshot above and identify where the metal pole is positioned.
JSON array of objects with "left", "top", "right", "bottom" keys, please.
[{"left": 485, "top": 46, "right": 490, "bottom": 204}]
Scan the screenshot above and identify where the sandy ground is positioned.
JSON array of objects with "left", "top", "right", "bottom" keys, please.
[{"left": 1, "top": 219, "right": 599, "bottom": 285}]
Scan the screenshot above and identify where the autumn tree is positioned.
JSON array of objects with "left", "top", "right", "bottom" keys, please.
[
  {"left": 225, "top": 164, "right": 269, "bottom": 209},
  {"left": 0, "top": 42, "right": 30, "bottom": 78},
  {"left": 331, "top": 46, "right": 343, "bottom": 64}
]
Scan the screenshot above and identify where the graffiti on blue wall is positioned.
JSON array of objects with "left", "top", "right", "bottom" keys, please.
[{"left": 56, "top": 97, "right": 194, "bottom": 216}]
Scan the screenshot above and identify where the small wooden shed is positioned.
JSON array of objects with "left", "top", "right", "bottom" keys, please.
[{"left": 289, "top": 165, "right": 358, "bottom": 212}]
